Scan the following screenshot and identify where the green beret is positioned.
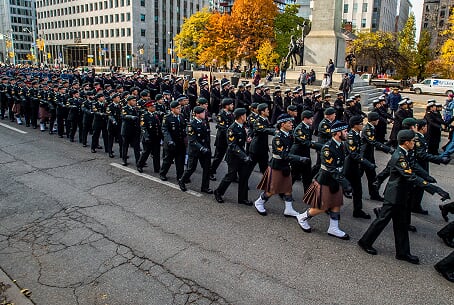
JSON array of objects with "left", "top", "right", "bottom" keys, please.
[
  {"left": 170, "top": 101, "right": 180, "bottom": 108},
  {"left": 302, "top": 110, "right": 314, "bottom": 119},
  {"left": 402, "top": 117, "right": 417, "bottom": 129},
  {"left": 155, "top": 94, "right": 163, "bottom": 100},
  {"left": 197, "top": 97, "right": 208, "bottom": 105},
  {"left": 222, "top": 98, "right": 234, "bottom": 106},
  {"left": 250, "top": 102, "right": 259, "bottom": 109},
  {"left": 287, "top": 105, "right": 297, "bottom": 112},
  {"left": 193, "top": 106, "right": 205, "bottom": 114}
]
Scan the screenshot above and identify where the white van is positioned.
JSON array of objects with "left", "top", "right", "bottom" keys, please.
[{"left": 413, "top": 78, "right": 454, "bottom": 95}]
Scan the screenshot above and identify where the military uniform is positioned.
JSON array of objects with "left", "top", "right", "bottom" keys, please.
[
  {"left": 121, "top": 104, "right": 141, "bottom": 166},
  {"left": 29, "top": 83, "right": 40, "bottom": 129},
  {"left": 312, "top": 118, "right": 333, "bottom": 176},
  {"left": 179, "top": 115, "right": 212, "bottom": 192},
  {"left": 137, "top": 110, "right": 163, "bottom": 172},
  {"left": 249, "top": 115, "right": 275, "bottom": 173},
  {"left": 0, "top": 80, "right": 7, "bottom": 120},
  {"left": 81, "top": 96, "right": 94, "bottom": 146},
  {"left": 290, "top": 121, "right": 322, "bottom": 191},
  {"left": 425, "top": 109, "right": 444, "bottom": 155},
  {"left": 210, "top": 109, "right": 234, "bottom": 177},
  {"left": 160, "top": 112, "right": 187, "bottom": 180},
  {"left": 344, "top": 128, "right": 375, "bottom": 216},
  {"left": 359, "top": 139, "right": 449, "bottom": 262},
  {"left": 106, "top": 101, "right": 123, "bottom": 158},
  {"left": 215, "top": 121, "right": 252, "bottom": 203},
  {"left": 90, "top": 98, "right": 108, "bottom": 152},
  {"left": 361, "top": 122, "right": 393, "bottom": 199},
  {"left": 56, "top": 90, "right": 70, "bottom": 138},
  {"left": 67, "top": 95, "right": 83, "bottom": 142}
]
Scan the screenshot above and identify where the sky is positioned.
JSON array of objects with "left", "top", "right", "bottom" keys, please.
[{"left": 410, "top": 0, "right": 423, "bottom": 40}]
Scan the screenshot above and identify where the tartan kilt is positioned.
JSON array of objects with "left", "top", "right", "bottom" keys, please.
[{"left": 303, "top": 180, "right": 343, "bottom": 210}]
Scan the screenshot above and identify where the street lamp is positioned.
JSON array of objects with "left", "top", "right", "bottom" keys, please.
[{"left": 23, "top": 27, "right": 38, "bottom": 64}]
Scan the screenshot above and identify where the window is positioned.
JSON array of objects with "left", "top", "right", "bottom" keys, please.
[
  {"left": 353, "top": 3, "right": 358, "bottom": 13},
  {"left": 343, "top": 4, "right": 348, "bottom": 13},
  {"left": 362, "top": 3, "right": 368, "bottom": 13},
  {"left": 361, "top": 18, "right": 366, "bottom": 28},
  {"left": 141, "top": 29, "right": 146, "bottom": 37},
  {"left": 140, "top": 14, "right": 145, "bottom": 22},
  {"left": 140, "top": 0, "right": 145, "bottom": 6},
  {"left": 127, "top": 28, "right": 131, "bottom": 36},
  {"left": 352, "top": 19, "right": 357, "bottom": 28},
  {"left": 126, "top": 13, "right": 130, "bottom": 21}
]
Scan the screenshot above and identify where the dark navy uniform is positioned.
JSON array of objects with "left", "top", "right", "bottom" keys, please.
[
  {"left": 216, "top": 121, "right": 252, "bottom": 203},
  {"left": 137, "top": 111, "right": 163, "bottom": 172},
  {"left": 160, "top": 112, "right": 187, "bottom": 180},
  {"left": 290, "top": 122, "right": 322, "bottom": 190},
  {"left": 106, "top": 101, "right": 123, "bottom": 158},
  {"left": 210, "top": 109, "right": 234, "bottom": 176},
  {"left": 249, "top": 115, "right": 275, "bottom": 173},
  {"left": 121, "top": 104, "right": 141, "bottom": 166},
  {"left": 91, "top": 99, "right": 108, "bottom": 152},
  {"left": 180, "top": 117, "right": 212, "bottom": 191},
  {"left": 81, "top": 96, "right": 94, "bottom": 146},
  {"left": 67, "top": 96, "right": 83, "bottom": 142}
]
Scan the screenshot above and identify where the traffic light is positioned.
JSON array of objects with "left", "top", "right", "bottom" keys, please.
[
  {"left": 139, "top": 49, "right": 144, "bottom": 55},
  {"left": 8, "top": 51, "right": 14, "bottom": 58},
  {"left": 6, "top": 41, "right": 12, "bottom": 48},
  {"left": 47, "top": 53, "right": 51, "bottom": 59}
]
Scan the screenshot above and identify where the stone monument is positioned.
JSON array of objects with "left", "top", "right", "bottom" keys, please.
[{"left": 303, "top": 0, "right": 346, "bottom": 70}]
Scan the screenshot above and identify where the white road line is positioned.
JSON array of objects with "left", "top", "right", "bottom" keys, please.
[
  {"left": 110, "top": 163, "right": 203, "bottom": 197},
  {"left": 0, "top": 122, "right": 27, "bottom": 134}
]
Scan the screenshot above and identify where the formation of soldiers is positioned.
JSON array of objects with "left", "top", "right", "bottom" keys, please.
[{"left": 0, "top": 67, "right": 453, "bottom": 282}]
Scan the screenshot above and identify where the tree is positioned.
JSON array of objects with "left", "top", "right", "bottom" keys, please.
[
  {"left": 274, "top": 5, "right": 308, "bottom": 60},
  {"left": 348, "top": 31, "right": 404, "bottom": 75},
  {"left": 174, "top": 10, "right": 211, "bottom": 63},
  {"left": 396, "top": 13, "right": 416, "bottom": 79},
  {"left": 415, "top": 30, "right": 434, "bottom": 80},
  {"left": 256, "top": 40, "right": 280, "bottom": 71},
  {"left": 230, "top": 0, "right": 278, "bottom": 64},
  {"left": 437, "top": 8, "right": 454, "bottom": 78},
  {"left": 198, "top": 12, "right": 238, "bottom": 68}
]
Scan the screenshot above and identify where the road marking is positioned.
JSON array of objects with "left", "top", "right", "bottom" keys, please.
[
  {"left": 110, "top": 163, "right": 203, "bottom": 197},
  {"left": 0, "top": 122, "right": 27, "bottom": 134}
]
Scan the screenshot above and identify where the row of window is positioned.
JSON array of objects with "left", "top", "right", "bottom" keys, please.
[
  {"left": 343, "top": 3, "right": 368, "bottom": 14},
  {"left": 10, "top": 7, "right": 33, "bottom": 16},
  {"left": 343, "top": 18, "right": 368, "bottom": 28},
  {"left": 38, "top": 13, "right": 131, "bottom": 31},
  {"left": 37, "top": 0, "right": 135, "bottom": 9},
  {"left": 37, "top": 1, "right": 132, "bottom": 19},
  {"left": 9, "top": 0, "right": 32, "bottom": 7},
  {"left": 44, "top": 28, "right": 133, "bottom": 41}
]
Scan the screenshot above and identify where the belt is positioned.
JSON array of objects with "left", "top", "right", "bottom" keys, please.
[
  {"left": 321, "top": 164, "right": 343, "bottom": 172},
  {"left": 272, "top": 154, "right": 282, "bottom": 159}
]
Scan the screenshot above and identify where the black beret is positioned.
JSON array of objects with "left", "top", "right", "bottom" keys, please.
[
  {"left": 233, "top": 108, "right": 247, "bottom": 117},
  {"left": 397, "top": 129, "right": 415, "bottom": 142},
  {"left": 331, "top": 120, "right": 349, "bottom": 133},
  {"left": 111, "top": 93, "right": 120, "bottom": 99},
  {"left": 126, "top": 95, "right": 137, "bottom": 101},
  {"left": 257, "top": 103, "right": 268, "bottom": 112},
  {"left": 250, "top": 102, "right": 259, "bottom": 109},
  {"left": 170, "top": 101, "right": 180, "bottom": 108},
  {"left": 95, "top": 93, "right": 104, "bottom": 99},
  {"left": 163, "top": 90, "right": 172, "bottom": 95},
  {"left": 417, "top": 119, "right": 427, "bottom": 127},
  {"left": 324, "top": 107, "right": 336, "bottom": 115},
  {"left": 222, "top": 98, "right": 234, "bottom": 106},
  {"left": 140, "top": 90, "right": 149, "bottom": 97},
  {"left": 155, "top": 94, "right": 163, "bottom": 100},
  {"left": 367, "top": 112, "right": 380, "bottom": 121},
  {"left": 287, "top": 105, "right": 297, "bottom": 111},
  {"left": 302, "top": 110, "right": 314, "bottom": 119},
  {"left": 193, "top": 106, "right": 205, "bottom": 114},
  {"left": 349, "top": 115, "right": 363, "bottom": 127}
]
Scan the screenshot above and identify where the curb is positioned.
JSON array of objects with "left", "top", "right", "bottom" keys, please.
[{"left": 0, "top": 267, "right": 34, "bottom": 305}]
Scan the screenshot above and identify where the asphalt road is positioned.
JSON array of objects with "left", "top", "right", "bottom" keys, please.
[{"left": 0, "top": 113, "right": 453, "bottom": 305}]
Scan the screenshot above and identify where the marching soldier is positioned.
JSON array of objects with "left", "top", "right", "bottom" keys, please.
[
  {"left": 344, "top": 115, "right": 376, "bottom": 219},
  {"left": 67, "top": 90, "right": 83, "bottom": 143},
  {"left": 425, "top": 100, "right": 445, "bottom": 155},
  {"left": 290, "top": 110, "right": 323, "bottom": 191},
  {"left": 361, "top": 112, "right": 394, "bottom": 201},
  {"left": 121, "top": 95, "right": 141, "bottom": 167},
  {"left": 56, "top": 86, "right": 70, "bottom": 138},
  {"left": 159, "top": 101, "right": 187, "bottom": 181},
  {"left": 91, "top": 93, "right": 109, "bottom": 153},
  {"left": 29, "top": 81, "right": 40, "bottom": 129},
  {"left": 210, "top": 98, "right": 234, "bottom": 181},
  {"left": 358, "top": 129, "right": 450, "bottom": 264},
  {"left": 81, "top": 90, "right": 95, "bottom": 147},
  {"left": 249, "top": 103, "right": 275, "bottom": 174},
  {"left": 254, "top": 114, "right": 310, "bottom": 217},
  {"left": 106, "top": 93, "right": 123, "bottom": 158},
  {"left": 297, "top": 121, "right": 352, "bottom": 240},
  {"left": 137, "top": 100, "right": 163, "bottom": 173},
  {"left": 214, "top": 108, "right": 253, "bottom": 205},
  {"left": 0, "top": 77, "right": 7, "bottom": 120},
  {"left": 178, "top": 106, "right": 212, "bottom": 194}
]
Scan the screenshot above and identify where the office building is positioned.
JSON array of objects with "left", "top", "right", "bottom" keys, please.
[
  {"left": 36, "top": 0, "right": 209, "bottom": 69},
  {"left": 0, "top": 0, "right": 37, "bottom": 64},
  {"left": 421, "top": 0, "right": 454, "bottom": 50}
]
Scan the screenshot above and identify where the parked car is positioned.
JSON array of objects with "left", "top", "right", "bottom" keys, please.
[
  {"left": 412, "top": 78, "right": 454, "bottom": 96},
  {"left": 360, "top": 74, "right": 407, "bottom": 89}
]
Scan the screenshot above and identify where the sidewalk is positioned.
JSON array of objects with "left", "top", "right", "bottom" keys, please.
[{"left": 0, "top": 267, "right": 34, "bottom": 305}]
